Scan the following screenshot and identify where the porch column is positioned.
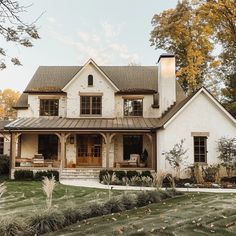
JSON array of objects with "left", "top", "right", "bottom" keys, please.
[
  {"left": 56, "top": 133, "right": 70, "bottom": 168},
  {"left": 11, "top": 132, "right": 21, "bottom": 169},
  {"left": 145, "top": 133, "right": 156, "bottom": 169},
  {"left": 100, "top": 133, "right": 116, "bottom": 169}
]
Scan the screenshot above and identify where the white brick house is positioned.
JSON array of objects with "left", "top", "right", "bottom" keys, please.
[{"left": 4, "top": 54, "right": 236, "bottom": 178}]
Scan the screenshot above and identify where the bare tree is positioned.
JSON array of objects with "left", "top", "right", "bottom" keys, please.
[{"left": 0, "top": 0, "right": 41, "bottom": 69}]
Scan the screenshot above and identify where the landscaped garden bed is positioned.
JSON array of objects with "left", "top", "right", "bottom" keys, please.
[{"left": 0, "top": 175, "right": 181, "bottom": 236}]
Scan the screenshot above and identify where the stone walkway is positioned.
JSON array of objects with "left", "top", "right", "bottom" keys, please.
[{"left": 60, "top": 179, "right": 236, "bottom": 193}]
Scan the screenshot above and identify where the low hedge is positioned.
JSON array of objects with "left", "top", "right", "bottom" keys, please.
[
  {"left": 14, "top": 170, "right": 59, "bottom": 181},
  {"left": 221, "top": 176, "right": 236, "bottom": 184},
  {"left": 0, "top": 189, "right": 182, "bottom": 235},
  {"left": 99, "top": 169, "right": 153, "bottom": 183},
  {"left": 14, "top": 170, "right": 34, "bottom": 180},
  {"left": 34, "top": 171, "right": 59, "bottom": 181},
  {"left": 0, "top": 155, "right": 9, "bottom": 175}
]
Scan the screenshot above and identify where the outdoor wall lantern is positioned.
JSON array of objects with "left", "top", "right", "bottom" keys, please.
[{"left": 70, "top": 136, "right": 75, "bottom": 144}]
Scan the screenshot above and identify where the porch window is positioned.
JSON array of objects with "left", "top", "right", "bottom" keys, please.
[
  {"left": 124, "top": 99, "right": 143, "bottom": 116},
  {"left": 40, "top": 99, "right": 59, "bottom": 116},
  {"left": 123, "top": 135, "right": 143, "bottom": 160},
  {"left": 38, "top": 135, "right": 58, "bottom": 159},
  {"left": 0, "top": 137, "right": 4, "bottom": 155},
  {"left": 194, "top": 136, "right": 207, "bottom": 163},
  {"left": 80, "top": 96, "right": 102, "bottom": 115}
]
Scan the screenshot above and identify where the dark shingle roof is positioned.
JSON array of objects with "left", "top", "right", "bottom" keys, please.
[{"left": 15, "top": 65, "right": 186, "bottom": 108}]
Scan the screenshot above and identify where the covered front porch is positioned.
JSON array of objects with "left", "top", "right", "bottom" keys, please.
[{"left": 10, "top": 131, "right": 156, "bottom": 171}]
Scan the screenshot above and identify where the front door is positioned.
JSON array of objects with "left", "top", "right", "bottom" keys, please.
[{"left": 77, "top": 135, "right": 102, "bottom": 166}]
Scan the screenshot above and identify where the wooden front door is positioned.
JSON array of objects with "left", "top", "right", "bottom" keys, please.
[{"left": 77, "top": 135, "right": 102, "bottom": 166}]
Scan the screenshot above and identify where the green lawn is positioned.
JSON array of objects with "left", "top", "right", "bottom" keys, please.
[
  {"left": 0, "top": 178, "right": 120, "bottom": 218},
  {"left": 49, "top": 192, "right": 236, "bottom": 236},
  {"left": 1, "top": 178, "right": 236, "bottom": 235}
]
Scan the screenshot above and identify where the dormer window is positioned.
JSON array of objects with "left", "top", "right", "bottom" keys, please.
[
  {"left": 40, "top": 99, "right": 59, "bottom": 116},
  {"left": 88, "top": 74, "right": 93, "bottom": 86},
  {"left": 124, "top": 98, "right": 143, "bottom": 117}
]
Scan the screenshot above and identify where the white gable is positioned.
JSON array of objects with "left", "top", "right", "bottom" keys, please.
[{"left": 63, "top": 59, "right": 117, "bottom": 118}]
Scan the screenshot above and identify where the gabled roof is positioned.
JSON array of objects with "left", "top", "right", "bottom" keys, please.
[
  {"left": 14, "top": 62, "right": 186, "bottom": 108},
  {"left": 160, "top": 87, "right": 236, "bottom": 128}
]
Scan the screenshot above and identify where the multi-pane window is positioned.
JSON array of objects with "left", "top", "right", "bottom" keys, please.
[
  {"left": 194, "top": 136, "right": 207, "bottom": 163},
  {"left": 80, "top": 96, "right": 102, "bottom": 115},
  {"left": 124, "top": 99, "right": 143, "bottom": 116},
  {"left": 0, "top": 137, "right": 4, "bottom": 155},
  {"left": 40, "top": 99, "right": 59, "bottom": 116}
]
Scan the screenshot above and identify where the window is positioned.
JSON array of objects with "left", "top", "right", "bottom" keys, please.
[
  {"left": 80, "top": 96, "right": 102, "bottom": 115},
  {"left": 38, "top": 135, "right": 58, "bottom": 159},
  {"left": 194, "top": 136, "right": 207, "bottom": 163},
  {"left": 123, "top": 135, "right": 143, "bottom": 160},
  {"left": 40, "top": 99, "right": 59, "bottom": 116},
  {"left": 88, "top": 74, "right": 93, "bottom": 86},
  {"left": 124, "top": 99, "right": 143, "bottom": 116},
  {"left": 0, "top": 137, "right": 4, "bottom": 155}
]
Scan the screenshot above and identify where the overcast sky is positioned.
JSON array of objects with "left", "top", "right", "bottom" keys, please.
[{"left": 0, "top": 0, "right": 179, "bottom": 92}]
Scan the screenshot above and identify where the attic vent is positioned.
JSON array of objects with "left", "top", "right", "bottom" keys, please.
[
  {"left": 88, "top": 74, "right": 93, "bottom": 86},
  {"left": 152, "top": 92, "right": 159, "bottom": 108}
]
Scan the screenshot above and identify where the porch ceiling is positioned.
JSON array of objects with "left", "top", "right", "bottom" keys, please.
[{"left": 4, "top": 117, "right": 162, "bottom": 131}]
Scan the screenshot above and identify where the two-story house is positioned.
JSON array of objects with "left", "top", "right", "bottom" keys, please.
[{"left": 4, "top": 54, "right": 236, "bottom": 179}]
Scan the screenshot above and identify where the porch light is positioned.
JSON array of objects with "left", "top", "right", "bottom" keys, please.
[{"left": 70, "top": 136, "right": 75, "bottom": 144}]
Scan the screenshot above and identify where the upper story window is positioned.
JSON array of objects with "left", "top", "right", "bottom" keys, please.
[
  {"left": 124, "top": 98, "right": 143, "bottom": 116},
  {"left": 0, "top": 137, "right": 4, "bottom": 155},
  {"left": 194, "top": 136, "right": 207, "bottom": 163},
  {"left": 40, "top": 99, "right": 59, "bottom": 116},
  {"left": 88, "top": 74, "right": 93, "bottom": 86},
  {"left": 80, "top": 96, "right": 102, "bottom": 115}
]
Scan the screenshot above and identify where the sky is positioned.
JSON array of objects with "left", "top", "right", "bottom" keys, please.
[{"left": 0, "top": 0, "right": 179, "bottom": 92}]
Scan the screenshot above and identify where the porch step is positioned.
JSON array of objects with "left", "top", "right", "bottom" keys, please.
[{"left": 60, "top": 168, "right": 101, "bottom": 181}]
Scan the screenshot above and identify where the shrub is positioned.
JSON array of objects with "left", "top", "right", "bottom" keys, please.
[
  {"left": 63, "top": 207, "right": 82, "bottom": 226},
  {"left": 127, "top": 171, "right": 139, "bottom": 180},
  {"left": 141, "top": 176, "right": 153, "bottom": 187},
  {"left": 203, "top": 165, "right": 219, "bottom": 182},
  {"left": 99, "top": 169, "right": 114, "bottom": 182},
  {"left": 130, "top": 176, "right": 142, "bottom": 186},
  {"left": 86, "top": 201, "right": 108, "bottom": 218},
  {"left": 29, "top": 209, "right": 65, "bottom": 235},
  {"left": 175, "top": 178, "right": 194, "bottom": 187},
  {"left": 221, "top": 176, "right": 236, "bottom": 184},
  {"left": 146, "top": 191, "right": 162, "bottom": 203},
  {"left": 0, "top": 155, "right": 9, "bottom": 175},
  {"left": 0, "top": 216, "right": 32, "bottom": 236},
  {"left": 104, "top": 197, "right": 125, "bottom": 213},
  {"left": 114, "top": 171, "right": 126, "bottom": 181},
  {"left": 140, "top": 171, "right": 153, "bottom": 179},
  {"left": 14, "top": 170, "right": 33, "bottom": 180},
  {"left": 136, "top": 191, "right": 151, "bottom": 207},
  {"left": 119, "top": 193, "right": 137, "bottom": 210},
  {"left": 34, "top": 171, "right": 59, "bottom": 181},
  {"left": 153, "top": 171, "right": 167, "bottom": 188}
]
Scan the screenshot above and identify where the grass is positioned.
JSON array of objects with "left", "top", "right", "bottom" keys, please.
[
  {"left": 0, "top": 176, "right": 121, "bottom": 218},
  {"left": 48, "top": 192, "right": 236, "bottom": 236},
  {"left": 1, "top": 176, "right": 236, "bottom": 235}
]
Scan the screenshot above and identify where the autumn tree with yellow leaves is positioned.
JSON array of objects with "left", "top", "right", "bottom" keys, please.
[
  {"left": 150, "top": 0, "right": 236, "bottom": 117},
  {"left": 0, "top": 89, "right": 20, "bottom": 120}
]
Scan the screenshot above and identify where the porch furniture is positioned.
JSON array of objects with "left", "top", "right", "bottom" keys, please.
[
  {"left": 15, "top": 158, "right": 33, "bottom": 167},
  {"left": 115, "top": 154, "right": 140, "bottom": 168},
  {"left": 33, "top": 154, "right": 44, "bottom": 167}
]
